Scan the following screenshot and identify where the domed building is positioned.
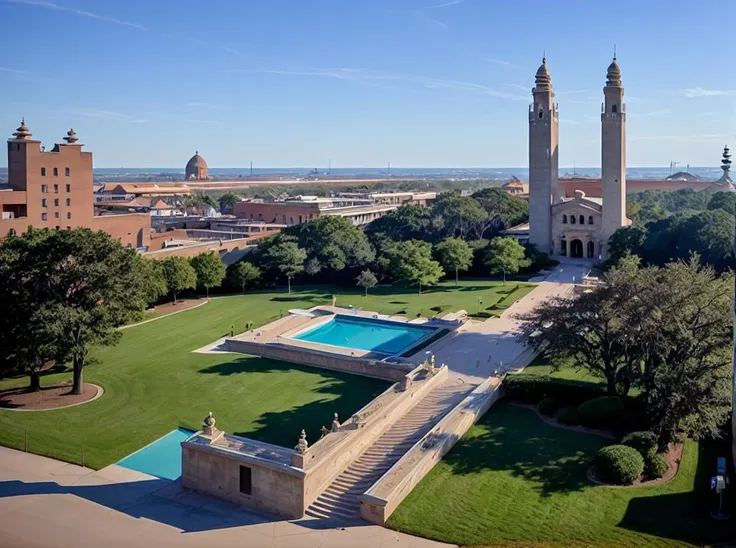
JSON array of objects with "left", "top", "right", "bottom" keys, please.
[{"left": 185, "top": 151, "right": 209, "bottom": 181}]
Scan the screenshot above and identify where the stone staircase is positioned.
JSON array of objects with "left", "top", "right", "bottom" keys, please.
[{"left": 305, "top": 381, "right": 471, "bottom": 520}]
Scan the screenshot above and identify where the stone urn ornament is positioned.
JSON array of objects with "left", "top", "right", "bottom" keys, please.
[
  {"left": 295, "top": 429, "right": 309, "bottom": 453},
  {"left": 331, "top": 413, "right": 341, "bottom": 433},
  {"left": 203, "top": 411, "right": 218, "bottom": 437}
]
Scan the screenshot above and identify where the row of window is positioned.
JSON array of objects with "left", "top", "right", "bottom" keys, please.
[
  {"left": 42, "top": 212, "right": 72, "bottom": 221},
  {"left": 562, "top": 214, "right": 594, "bottom": 225},
  {"left": 40, "top": 184, "right": 71, "bottom": 193},
  {"left": 41, "top": 167, "right": 71, "bottom": 177},
  {"left": 41, "top": 198, "right": 71, "bottom": 207}
]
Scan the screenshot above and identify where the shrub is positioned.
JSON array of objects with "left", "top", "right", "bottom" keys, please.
[
  {"left": 577, "top": 396, "right": 625, "bottom": 429},
  {"left": 596, "top": 445, "right": 644, "bottom": 485},
  {"left": 646, "top": 454, "right": 668, "bottom": 480},
  {"left": 621, "top": 431, "right": 657, "bottom": 460},
  {"left": 503, "top": 375, "right": 605, "bottom": 405},
  {"left": 538, "top": 397, "right": 557, "bottom": 417},
  {"left": 558, "top": 406, "right": 579, "bottom": 425}
]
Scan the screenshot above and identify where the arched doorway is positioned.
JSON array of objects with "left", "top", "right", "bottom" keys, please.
[
  {"left": 587, "top": 241, "right": 595, "bottom": 258},
  {"left": 570, "top": 239, "right": 583, "bottom": 258}
]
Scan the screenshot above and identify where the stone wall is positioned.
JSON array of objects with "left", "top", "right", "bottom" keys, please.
[{"left": 360, "top": 376, "right": 503, "bottom": 525}]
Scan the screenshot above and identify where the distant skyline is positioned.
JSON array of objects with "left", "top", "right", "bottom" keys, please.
[{"left": 1, "top": 0, "right": 734, "bottom": 168}]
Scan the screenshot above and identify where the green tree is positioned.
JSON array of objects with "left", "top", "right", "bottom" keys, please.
[
  {"left": 286, "top": 216, "right": 374, "bottom": 273},
  {"left": 217, "top": 192, "right": 241, "bottom": 214},
  {"left": 707, "top": 191, "right": 736, "bottom": 214},
  {"left": 365, "top": 205, "right": 437, "bottom": 243},
  {"left": 139, "top": 258, "right": 168, "bottom": 307},
  {"left": 260, "top": 234, "right": 307, "bottom": 293},
  {"left": 227, "top": 261, "right": 261, "bottom": 293},
  {"left": 190, "top": 252, "right": 226, "bottom": 298},
  {"left": 184, "top": 194, "right": 217, "bottom": 216},
  {"left": 434, "top": 237, "right": 474, "bottom": 285},
  {"left": 383, "top": 240, "right": 444, "bottom": 294},
  {"left": 607, "top": 226, "right": 647, "bottom": 264},
  {"left": 6, "top": 229, "right": 150, "bottom": 395},
  {"left": 471, "top": 187, "right": 529, "bottom": 235},
  {"left": 431, "top": 192, "right": 488, "bottom": 239},
  {"left": 356, "top": 269, "right": 378, "bottom": 296},
  {"left": 483, "top": 237, "right": 530, "bottom": 283},
  {"left": 161, "top": 256, "right": 197, "bottom": 303}
]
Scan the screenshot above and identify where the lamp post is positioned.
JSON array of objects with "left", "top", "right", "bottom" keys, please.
[{"left": 478, "top": 298, "right": 484, "bottom": 315}]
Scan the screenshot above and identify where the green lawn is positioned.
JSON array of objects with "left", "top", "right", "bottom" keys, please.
[
  {"left": 520, "top": 352, "right": 603, "bottom": 387},
  {"left": 388, "top": 403, "right": 733, "bottom": 547},
  {"left": 0, "top": 280, "right": 530, "bottom": 469}
]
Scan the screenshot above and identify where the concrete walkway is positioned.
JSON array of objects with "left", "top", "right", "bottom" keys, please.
[{"left": 0, "top": 446, "right": 453, "bottom": 548}]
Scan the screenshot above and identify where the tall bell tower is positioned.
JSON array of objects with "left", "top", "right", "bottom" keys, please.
[
  {"left": 528, "top": 58, "right": 560, "bottom": 254},
  {"left": 601, "top": 56, "right": 627, "bottom": 255}
]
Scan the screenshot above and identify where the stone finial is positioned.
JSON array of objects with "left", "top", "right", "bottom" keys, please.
[
  {"left": 331, "top": 413, "right": 341, "bottom": 433},
  {"left": 203, "top": 411, "right": 218, "bottom": 436},
  {"left": 295, "top": 429, "right": 309, "bottom": 453},
  {"left": 63, "top": 128, "right": 79, "bottom": 144}
]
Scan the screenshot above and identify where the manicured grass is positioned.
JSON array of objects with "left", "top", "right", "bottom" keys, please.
[
  {"left": 0, "top": 280, "right": 529, "bottom": 469},
  {"left": 520, "top": 352, "right": 603, "bottom": 387},
  {"left": 388, "top": 403, "right": 733, "bottom": 547}
]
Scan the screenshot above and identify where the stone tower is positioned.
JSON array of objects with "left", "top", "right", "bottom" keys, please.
[
  {"left": 528, "top": 58, "right": 560, "bottom": 254},
  {"left": 600, "top": 56, "right": 627, "bottom": 255}
]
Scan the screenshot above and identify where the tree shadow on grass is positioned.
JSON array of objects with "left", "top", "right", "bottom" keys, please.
[
  {"left": 270, "top": 295, "right": 329, "bottom": 303},
  {"left": 617, "top": 440, "right": 735, "bottom": 546},
  {"left": 443, "top": 402, "right": 605, "bottom": 497},
  {"left": 199, "top": 356, "right": 388, "bottom": 448}
]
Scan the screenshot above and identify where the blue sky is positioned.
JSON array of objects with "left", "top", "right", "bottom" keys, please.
[{"left": 1, "top": 0, "right": 734, "bottom": 168}]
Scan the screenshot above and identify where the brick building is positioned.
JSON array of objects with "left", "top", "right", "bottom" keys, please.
[{"left": 1, "top": 120, "right": 151, "bottom": 248}]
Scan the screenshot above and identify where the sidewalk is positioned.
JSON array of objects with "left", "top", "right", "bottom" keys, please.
[{"left": 0, "top": 446, "right": 453, "bottom": 548}]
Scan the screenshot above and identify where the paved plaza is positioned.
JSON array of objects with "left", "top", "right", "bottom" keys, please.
[{"left": 0, "top": 260, "right": 589, "bottom": 547}]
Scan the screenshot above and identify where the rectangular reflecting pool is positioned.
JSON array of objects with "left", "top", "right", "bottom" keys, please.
[
  {"left": 293, "top": 314, "right": 436, "bottom": 354},
  {"left": 117, "top": 428, "right": 194, "bottom": 481}
]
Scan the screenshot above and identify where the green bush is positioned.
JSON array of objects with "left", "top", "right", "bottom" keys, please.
[
  {"left": 577, "top": 396, "right": 625, "bottom": 429},
  {"left": 621, "top": 431, "right": 657, "bottom": 460},
  {"left": 596, "top": 445, "right": 644, "bottom": 485},
  {"left": 537, "top": 397, "right": 557, "bottom": 417},
  {"left": 646, "top": 454, "right": 668, "bottom": 479},
  {"left": 558, "top": 406, "right": 579, "bottom": 425},
  {"left": 504, "top": 375, "right": 605, "bottom": 405}
]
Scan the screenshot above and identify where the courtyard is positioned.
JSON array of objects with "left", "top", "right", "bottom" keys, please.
[{"left": 0, "top": 280, "right": 533, "bottom": 470}]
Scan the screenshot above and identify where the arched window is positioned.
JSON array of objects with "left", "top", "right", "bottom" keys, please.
[
  {"left": 538, "top": 111, "right": 543, "bottom": 119},
  {"left": 579, "top": 215, "right": 585, "bottom": 225},
  {"left": 612, "top": 104, "right": 618, "bottom": 113},
  {"left": 562, "top": 214, "right": 568, "bottom": 224},
  {"left": 588, "top": 215, "right": 594, "bottom": 225},
  {"left": 570, "top": 215, "right": 576, "bottom": 224}
]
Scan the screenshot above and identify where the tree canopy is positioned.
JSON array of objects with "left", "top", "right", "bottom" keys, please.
[
  {"left": 434, "top": 237, "right": 474, "bottom": 285},
  {"left": 259, "top": 233, "right": 307, "bottom": 293},
  {"left": 227, "top": 261, "right": 262, "bottom": 293},
  {"left": 190, "top": 252, "right": 227, "bottom": 297},
  {"left": 161, "top": 256, "right": 197, "bottom": 303},
  {"left": 471, "top": 187, "right": 529, "bottom": 235},
  {"left": 356, "top": 269, "right": 378, "bottom": 296},
  {"left": 483, "top": 237, "right": 530, "bottom": 283},
  {"left": 431, "top": 192, "right": 488, "bottom": 240},
  {"left": 382, "top": 239, "right": 444, "bottom": 294}
]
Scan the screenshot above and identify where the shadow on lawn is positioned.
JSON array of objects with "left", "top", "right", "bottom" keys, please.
[
  {"left": 444, "top": 403, "right": 604, "bottom": 497},
  {"left": 618, "top": 441, "right": 735, "bottom": 546},
  {"left": 199, "top": 356, "right": 388, "bottom": 448}
]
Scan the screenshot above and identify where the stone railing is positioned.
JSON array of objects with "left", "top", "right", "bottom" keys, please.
[{"left": 359, "top": 375, "right": 503, "bottom": 525}]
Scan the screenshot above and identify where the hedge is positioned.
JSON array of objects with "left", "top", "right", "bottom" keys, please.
[
  {"left": 621, "top": 431, "right": 657, "bottom": 460},
  {"left": 577, "top": 396, "right": 625, "bottom": 430},
  {"left": 537, "top": 397, "right": 557, "bottom": 417},
  {"left": 596, "top": 445, "right": 644, "bottom": 485},
  {"left": 646, "top": 454, "right": 668, "bottom": 479},
  {"left": 504, "top": 374, "right": 605, "bottom": 406}
]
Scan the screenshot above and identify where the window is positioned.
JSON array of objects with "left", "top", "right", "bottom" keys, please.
[
  {"left": 54, "top": 212, "right": 59, "bottom": 219},
  {"left": 612, "top": 104, "right": 617, "bottom": 113},
  {"left": 41, "top": 213, "right": 47, "bottom": 221},
  {"left": 579, "top": 215, "right": 584, "bottom": 225},
  {"left": 53, "top": 184, "right": 58, "bottom": 193},
  {"left": 66, "top": 184, "right": 71, "bottom": 192},
  {"left": 588, "top": 215, "right": 594, "bottom": 225},
  {"left": 65, "top": 167, "right": 70, "bottom": 176},
  {"left": 239, "top": 466, "right": 252, "bottom": 495},
  {"left": 41, "top": 199, "right": 47, "bottom": 207},
  {"left": 67, "top": 212, "right": 71, "bottom": 220},
  {"left": 570, "top": 215, "right": 576, "bottom": 225},
  {"left": 562, "top": 214, "right": 567, "bottom": 224},
  {"left": 41, "top": 184, "right": 48, "bottom": 193},
  {"left": 66, "top": 198, "right": 70, "bottom": 206},
  {"left": 560, "top": 239, "right": 567, "bottom": 256},
  {"left": 53, "top": 167, "right": 58, "bottom": 176},
  {"left": 54, "top": 198, "right": 59, "bottom": 207},
  {"left": 41, "top": 167, "right": 46, "bottom": 176}
]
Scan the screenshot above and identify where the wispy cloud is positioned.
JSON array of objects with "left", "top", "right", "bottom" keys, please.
[
  {"left": 402, "top": 0, "right": 464, "bottom": 32},
  {"left": 243, "top": 67, "right": 528, "bottom": 101},
  {"left": 5, "top": 0, "right": 147, "bottom": 30},
  {"left": 61, "top": 107, "right": 147, "bottom": 124},
  {"left": 628, "top": 108, "right": 672, "bottom": 118},
  {"left": 187, "top": 102, "right": 221, "bottom": 109},
  {"left": 487, "top": 58, "right": 524, "bottom": 71},
  {"left": 504, "top": 83, "right": 530, "bottom": 92},
  {"left": 426, "top": 0, "right": 464, "bottom": 9},
  {"left": 0, "top": 66, "right": 30, "bottom": 75},
  {"left": 679, "top": 87, "right": 736, "bottom": 98}
]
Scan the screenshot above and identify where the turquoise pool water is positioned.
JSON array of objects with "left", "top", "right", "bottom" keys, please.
[
  {"left": 293, "top": 314, "right": 435, "bottom": 354},
  {"left": 117, "top": 428, "right": 193, "bottom": 481}
]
